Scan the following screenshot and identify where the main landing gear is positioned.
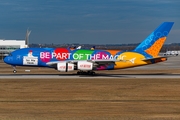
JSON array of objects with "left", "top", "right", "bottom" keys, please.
[
  {"left": 12, "top": 66, "right": 17, "bottom": 73},
  {"left": 77, "top": 71, "right": 96, "bottom": 75}
]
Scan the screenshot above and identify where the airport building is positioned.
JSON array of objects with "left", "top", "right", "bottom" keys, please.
[
  {"left": 0, "top": 39, "right": 26, "bottom": 59},
  {"left": 0, "top": 29, "right": 31, "bottom": 60}
]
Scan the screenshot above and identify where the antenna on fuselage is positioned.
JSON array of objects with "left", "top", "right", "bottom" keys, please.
[{"left": 25, "top": 28, "right": 31, "bottom": 48}]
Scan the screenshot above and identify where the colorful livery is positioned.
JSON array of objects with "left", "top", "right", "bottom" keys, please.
[{"left": 4, "top": 22, "right": 174, "bottom": 74}]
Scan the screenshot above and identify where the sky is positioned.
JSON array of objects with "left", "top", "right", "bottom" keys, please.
[{"left": 0, "top": 0, "right": 179, "bottom": 44}]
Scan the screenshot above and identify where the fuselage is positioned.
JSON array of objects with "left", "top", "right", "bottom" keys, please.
[{"left": 3, "top": 48, "right": 166, "bottom": 71}]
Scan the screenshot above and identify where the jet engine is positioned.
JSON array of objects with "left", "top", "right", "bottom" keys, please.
[
  {"left": 57, "top": 62, "right": 74, "bottom": 72},
  {"left": 77, "top": 61, "right": 93, "bottom": 70}
]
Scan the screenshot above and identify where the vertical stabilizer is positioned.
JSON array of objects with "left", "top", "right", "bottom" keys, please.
[{"left": 134, "top": 22, "right": 174, "bottom": 57}]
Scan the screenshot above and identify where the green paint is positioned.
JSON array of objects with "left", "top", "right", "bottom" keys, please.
[{"left": 74, "top": 50, "right": 94, "bottom": 60}]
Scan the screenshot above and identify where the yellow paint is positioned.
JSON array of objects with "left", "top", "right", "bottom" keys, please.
[
  {"left": 114, "top": 52, "right": 148, "bottom": 69},
  {"left": 91, "top": 48, "right": 94, "bottom": 50},
  {"left": 145, "top": 37, "right": 166, "bottom": 57}
]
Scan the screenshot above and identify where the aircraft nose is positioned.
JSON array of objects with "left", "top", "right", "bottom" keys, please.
[
  {"left": 3, "top": 56, "right": 12, "bottom": 65},
  {"left": 3, "top": 56, "right": 8, "bottom": 64}
]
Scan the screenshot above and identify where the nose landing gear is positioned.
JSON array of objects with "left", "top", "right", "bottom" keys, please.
[
  {"left": 12, "top": 66, "right": 17, "bottom": 73},
  {"left": 13, "top": 70, "right": 17, "bottom": 73}
]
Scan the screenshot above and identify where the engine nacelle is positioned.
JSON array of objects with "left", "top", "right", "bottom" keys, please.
[
  {"left": 57, "top": 62, "right": 74, "bottom": 72},
  {"left": 77, "top": 61, "right": 93, "bottom": 70}
]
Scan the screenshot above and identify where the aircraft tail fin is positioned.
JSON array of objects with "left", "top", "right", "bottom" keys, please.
[{"left": 134, "top": 22, "right": 174, "bottom": 57}]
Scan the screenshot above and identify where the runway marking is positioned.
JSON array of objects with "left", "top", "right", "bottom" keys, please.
[{"left": 0, "top": 74, "right": 180, "bottom": 79}]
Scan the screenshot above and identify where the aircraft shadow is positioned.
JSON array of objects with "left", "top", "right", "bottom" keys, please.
[{"left": 77, "top": 73, "right": 170, "bottom": 78}]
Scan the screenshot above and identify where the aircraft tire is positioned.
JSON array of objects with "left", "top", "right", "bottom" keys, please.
[
  {"left": 13, "top": 70, "right": 17, "bottom": 73},
  {"left": 77, "top": 71, "right": 95, "bottom": 75},
  {"left": 77, "top": 71, "right": 83, "bottom": 75},
  {"left": 91, "top": 71, "right": 95, "bottom": 75},
  {"left": 87, "top": 71, "right": 95, "bottom": 75}
]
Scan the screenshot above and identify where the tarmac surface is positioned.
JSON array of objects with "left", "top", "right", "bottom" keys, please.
[{"left": 1, "top": 73, "right": 180, "bottom": 79}]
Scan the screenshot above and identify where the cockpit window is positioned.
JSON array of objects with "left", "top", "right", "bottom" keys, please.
[{"left": 8, "top": 53, "right": 13, "bottom": 56}]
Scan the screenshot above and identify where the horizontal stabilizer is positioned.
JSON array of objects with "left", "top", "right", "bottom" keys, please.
[{"left": 142, "top": 56, "right": 167, "bottom": 62}]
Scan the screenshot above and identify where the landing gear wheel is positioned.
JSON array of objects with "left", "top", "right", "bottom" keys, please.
[
  {"left": 77, "top": 71, "right": 83, "bottom": 75},
  {"left": 77, "top": 71, "right": 96, "bottom": 75},
  {"left": 91, "top": 71, "right": 95, "bottom": 75},
  {"left": 13, "top": 70, "right": 17, "bottom": 73},
  {"left": 89, "top": 71, "right": 95, "bottom": 75},
  {"left": 12, "top": 66, "right": 17, "bottom": 73}
]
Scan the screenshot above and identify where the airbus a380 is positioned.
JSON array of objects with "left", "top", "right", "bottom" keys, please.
[{"left": 4, "top": 22, "right": 174, "bottom": 75}]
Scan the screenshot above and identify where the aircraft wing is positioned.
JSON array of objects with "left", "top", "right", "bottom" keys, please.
[{"left": 87, "top": 59, "right": 121, "bottom": 66}]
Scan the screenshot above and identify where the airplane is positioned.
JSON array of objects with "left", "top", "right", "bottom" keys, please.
[{"left": 4, "top": 22, "right": 174, "bottom": 75}]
